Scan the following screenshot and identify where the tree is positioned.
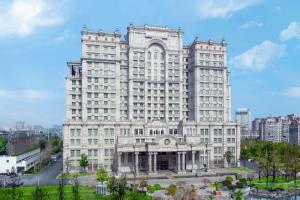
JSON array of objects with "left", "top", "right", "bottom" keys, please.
[
  {"left": 107, "top": 176, "right": 118, "bottom": 195},
  {"left": 284, "top": 145, "right": 300, "bottom": 184},
  {"left": 270, "top": 147, "right": 281, "bottom": 183},
  {"left": 139, "top": 179, "right": 148, "bottom": 193},
  {"left": 0, "top": 136, "right": 7, "bottom": 155},
  {"left": 33, "top": 186, "right": 49, "bottom": 200},
  {"left": 224, "top": 151, "right": 234, "bottom": 167},
  {"left": 58, "top": 178, "right": 65, "bottom": 200},
  {"left": 79, "top": 154, "right": 88, "bottom": 173},
  {"left": 8, "top": 170, "right": 23, "bottom": 200},
  {"left": 96, "top": 167, "right": 108, "bottom": 183},
  {"left": 72, "top": 175, "right": 79, "bottom": 200},
  {"left": 50, "top": 136, "right": 62, "bottom": 154},
  {"left": 240, "top": 148, "right": 250, "bottom": 167},
  {"left": 258, "top": 143, "right": 273, "bottom": 187},
  {"left": 117, "top": 175, "right": 127, "bottom": 200},
  {"left": 39, "top": 139, "right": 47, "bottom": 150}
]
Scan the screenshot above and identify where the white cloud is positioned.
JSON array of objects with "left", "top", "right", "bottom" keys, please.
[
  {"left": 285, "top": 87, "right": 300, "bottom": 97},
  {"left": 0, "top": 89, "right": 54, "bottom": 100},
  {"left": 0, "top": 0, "right": 64, "bottom": 37},
  {"left": 240, "top": 20, "right": 263, "bottom": 29},
  {"left": 280, "top": 22, "right": 300, "bottom": 41},
  {"left": 54, "top": 31, "right": 75, "bottom": 43},
  {"left": 196, "top": 0, "right": 263, "bottom": 19},
  {"left": 230, "top": 40, "right": 286, "bottom": 71}
]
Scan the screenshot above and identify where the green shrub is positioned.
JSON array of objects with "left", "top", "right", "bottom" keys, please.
[
  {"left": 228, "top": 185, "right": 236, "bottom": 190},
  {"left": 224, "top": 176, "right": 234, "bottom": 186},
  {"left": 236, "top": 178, "right": 247, "bottom": 188},
  {"left": 235, "top": 173, "right": 243, "bottom": 180},
  {"left": 147, "top": 185, "right": 155, "bottom": 193},
  {"left": 147, "top": 184, "right": 161, "bottom": 193},
  {"left": 153, "top": 184, "right": 161, "bottom": 190},
  {"left": 167, "top": 184, "right": 176, "bottom": 196}
]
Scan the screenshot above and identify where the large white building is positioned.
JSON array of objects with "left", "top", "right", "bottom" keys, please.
[
  {"left": 0, "top": 148, "right": 40, "bottom": 174},
  {"left": 63, "top": 24, "right": 240, "bottom": 175}
]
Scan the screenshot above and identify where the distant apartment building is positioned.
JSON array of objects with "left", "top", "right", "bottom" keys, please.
[
  {"left": 251, "top": 118, "right": 262, "bottom": 139},
  {"left": 252, "top": 114, "right": 300, "bottom": 144},
  {"left": 235, "top": 108, "right": 251, "bottom": 139},
  {"left": 260, "top": 117, "right": 283, "bottom": 142},
  {"left": 289, "top": 120, "right": 300, "bottom": 146}
]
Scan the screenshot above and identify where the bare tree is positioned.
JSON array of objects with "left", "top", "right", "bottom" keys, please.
[
  {"left": 9, "top": 169, "right": 23, "bottom": 200},
  {"left": 58, "top": 178, "right": 65, "bottom": 200},
  {"left": 72, "top": 175, "right": 80, "bottom": 200},
  {"left": 32, "top": 185, "right": 49, "bottom": 200}
]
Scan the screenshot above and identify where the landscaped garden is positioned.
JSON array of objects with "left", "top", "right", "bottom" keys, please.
[
  {"left": 0, "top": 185, "right": 96, "bottom": 200},
  {"left": 250, "top": 176, "right": 300, "bottom": 190},
  {"left": 0, "top": 185, "right": 152, "bottom": 200},
  {"left": 240, "top": 140, "right": 300, "bottom": 194}
]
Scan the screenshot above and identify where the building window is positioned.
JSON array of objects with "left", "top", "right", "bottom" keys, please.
[{"left": 134, "top": 129, "right": 138, "bottom": 135}]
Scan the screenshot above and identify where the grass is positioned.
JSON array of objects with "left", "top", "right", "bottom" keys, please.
[
  {"left": 0, "top": 185, "right": 97, "bottom": 200},
  {"left": 58, "top": 172, "right": 94, "bottom": 179},
  {"left": 250, "top": 176, "right": 300, "bottom": 190},
  {"left": 0, "top": 185, "right": 152, "bottom": 200},
  {"left": 224, "top": 167, "right": 256, "bottom": 172}
]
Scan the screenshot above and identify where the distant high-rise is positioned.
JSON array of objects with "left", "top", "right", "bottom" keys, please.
[
  {"left": 63, "top": 24, "right": 241, "bottom": 174},
  {"left": 253, "top": 114, "right": 300, "bottom": 144},
  {"left": 289, "top": 120, "right": 300, "bottom": 146},
  {"left": 235, "top": 108, "right": 251, "bottom": 139}
]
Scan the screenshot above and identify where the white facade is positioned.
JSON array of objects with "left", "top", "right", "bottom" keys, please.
[
  {"left": 63, "top": 24, "right": 240, "bottom": 174},
  {"left": 0, "top": 148, "right": 40, "bottom": 174}
]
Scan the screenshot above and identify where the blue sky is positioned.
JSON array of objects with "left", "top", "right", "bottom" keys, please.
[{"left": 0, "top": 0, "right": 300, "bottom": 127}]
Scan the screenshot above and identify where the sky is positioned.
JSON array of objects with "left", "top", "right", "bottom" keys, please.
[{"left": 0, "top": 0, "right": 300, "bottom": 127}]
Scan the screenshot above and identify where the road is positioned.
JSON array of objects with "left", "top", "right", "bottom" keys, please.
[{"left": 21, "top": 157, "right": 63, "bottom": 186}]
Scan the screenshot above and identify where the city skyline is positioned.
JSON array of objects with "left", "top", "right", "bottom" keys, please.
[{"left": 0, "top": 0, "right": 300, "bottom": 126}]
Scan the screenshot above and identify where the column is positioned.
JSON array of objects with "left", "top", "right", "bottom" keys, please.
[
  {"left": 182, "top": 152, "right": 186, "bottom": 173},
  {"left": 177, "top": 152, "right": 181, "bottom": 173},
  {"left": 192, "top": 151, "right": 196, "bottom": 173},
  {"left": 207, "top": 150, "right": 210, "bottom": 170},
  {"left": 153, "top": 152, "right": 157, "bottom": 173},
  {"left": 135, "top": 152, "right": 139, "bottom": 175},
  {"left": 148, "top": 152, "right": 152, "bottom": 174},
  {"left": 198, "top": 151, "right": 202, "bottom": 169},
  {"left": 118, "top": 152, "right": 122, "bottom": 173}
]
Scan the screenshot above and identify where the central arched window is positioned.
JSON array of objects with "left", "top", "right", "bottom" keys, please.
[{"left": 147, "top": 44, "right": 165, "bottom": 81}]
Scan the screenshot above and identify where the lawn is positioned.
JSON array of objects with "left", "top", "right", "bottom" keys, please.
[
  {"left": 0, "top": 185, "right": 97, "bottom": 200},
  {"left": 224, "top": 167, "right": 256, "bottom": 172},
  {"left": 0, "top": 185, "right": 152, "bottom": 200},
  {"left": 250, "top": 176, "right": 300, "bottom": 190}
]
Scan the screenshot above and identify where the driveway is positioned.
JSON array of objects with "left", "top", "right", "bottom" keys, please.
[{"left": 21, "top": 157, "right": 63, "bottom": 186}]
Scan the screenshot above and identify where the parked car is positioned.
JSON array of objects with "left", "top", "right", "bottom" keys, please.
[{"left": 51, "top": 152, "right": 61, "bottom": 162}]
